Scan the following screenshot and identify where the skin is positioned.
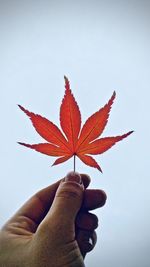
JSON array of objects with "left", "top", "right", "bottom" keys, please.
[{"left": 0, "top": 172, "right": 107, "bottom": 267}]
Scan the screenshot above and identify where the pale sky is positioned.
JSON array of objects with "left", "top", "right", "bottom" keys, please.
[{"left": 0, "top": 1, "right": 150, "bottom": 266}]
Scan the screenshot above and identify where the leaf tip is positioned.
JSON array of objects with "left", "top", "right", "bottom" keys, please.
[
  {"left": 113, "top": 90, "right": 116, "bottom": 98},
  {"left": 17, "top": 141, "right": 24, "bottom": 146},
  {"left": 124, "top": 130, "right": 134, "bottom": 138},
  {"left": 18, "top": 104, "right": 23, "bottom": 111},
  {"left": 109, "top": 91, "right": 116, "bottom": 105},
  {"left": 98, "top": 165, "right": 103, "bottom": 173},
  {"left": 17, "top": 142, "right": 32, "bottom": 149},
  {"left": 64, "top": 75, "right": 70, "bottom": 91},
  {"left": 18, "top": 104, "right": 31, "bottom": 117}
]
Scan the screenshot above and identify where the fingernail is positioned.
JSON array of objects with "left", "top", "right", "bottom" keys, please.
[
  {"left": 65, "top": 171, "right": 82, "bottom": 184},
  {"left": 88, "top": 237, "right": 93, "bottom": 246}
]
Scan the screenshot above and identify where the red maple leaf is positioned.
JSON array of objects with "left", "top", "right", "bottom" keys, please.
[{"left": 18, "top": 76, "right": 133, "bottom": 172}]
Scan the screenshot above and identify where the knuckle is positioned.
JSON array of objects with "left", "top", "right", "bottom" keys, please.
[
  {"left": 90, "top": 213, "right": 99, "bottom": 228},
  {"left": 76, "top": 212, "right": 98, "bottom": 230},
  {"left": 56, "top": 182, "right": 83, "bottom": 199},
  {"left": 77, "top": 229, "right": 97, "bottom": 254}
]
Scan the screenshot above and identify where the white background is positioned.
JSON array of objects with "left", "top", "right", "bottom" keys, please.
[{"left": 0, "top": 1, "right": 150, "bottom": 266}]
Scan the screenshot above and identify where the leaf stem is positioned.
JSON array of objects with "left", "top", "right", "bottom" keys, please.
[{"left": 74, "top": 154, "right": 76, "bottom": 172}]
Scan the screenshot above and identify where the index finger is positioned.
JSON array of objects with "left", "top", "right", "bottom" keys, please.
[{"left": 82, "top": 189, "right": 107, "bottom": 210}]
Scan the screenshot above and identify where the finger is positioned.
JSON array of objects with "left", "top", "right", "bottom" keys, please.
[
  {"left": 40, "top": 172, "right": 84, "bottom": 234},
  {"left": 10, "top": 180, "right": 61, "bottom": 226},
  {"left": 82, "top": 189, "right": 107, "bottom": 210},
  {"left": 76, "top": 229, "right": 97, "bottom": 258},
  {"left": 76, "top": 212, "right": 98, "bottom": 231},
  {"left": 80, "top": 173, "right": 91, "bottom": 188}
]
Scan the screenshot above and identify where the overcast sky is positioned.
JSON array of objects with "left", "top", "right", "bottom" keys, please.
[{"left": 0, "top": 1, "right": 150, "bottom": 266}]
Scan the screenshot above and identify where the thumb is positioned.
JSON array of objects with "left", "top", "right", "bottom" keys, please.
[{"left": 42, "top": 172, "right": 84, "bottom": 228}]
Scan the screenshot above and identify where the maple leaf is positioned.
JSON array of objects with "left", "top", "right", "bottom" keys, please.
[{"left": 18, "top": 76, "right": 133, "bottom": 172}]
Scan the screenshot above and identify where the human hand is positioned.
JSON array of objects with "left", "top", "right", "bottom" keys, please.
[{"left": 0, "top": 172, "right": 106, "bottom": 267}]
